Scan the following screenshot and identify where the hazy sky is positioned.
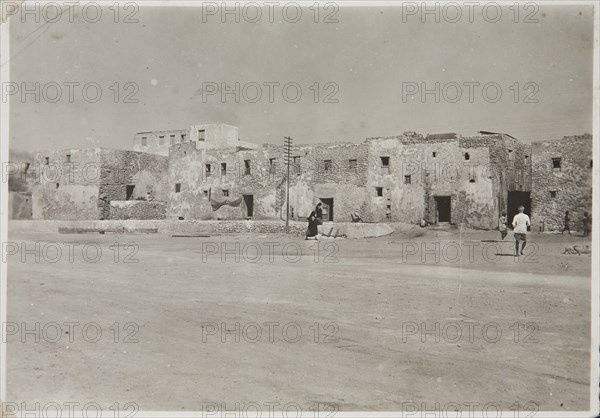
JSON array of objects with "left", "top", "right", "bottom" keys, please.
[{"left": 5, "top": 2, "right": 595, "bottom": 152}]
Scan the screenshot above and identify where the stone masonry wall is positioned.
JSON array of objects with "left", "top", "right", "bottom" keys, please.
[
  {"left": 531, "top": 135, "right": 593, "bottom": 231},
  {"left": 108, "top": 201, "right": 167, "bottom": 220}
]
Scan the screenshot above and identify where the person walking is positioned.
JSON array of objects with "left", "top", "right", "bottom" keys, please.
[
  {"left": 305, "top": 211, "right": 319, "bottom": 240},
  {"left": 561, "top": 210, "right": 571, "bottom": 234},
  {"left": 498, "top": 211, "right": 508, "bottom": 240},
  {"left": 512, "top": 205, "right": 531, "bottom": 256}
]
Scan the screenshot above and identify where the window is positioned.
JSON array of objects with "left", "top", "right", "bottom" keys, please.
[
  {"left": 223, "top": 189, "right": 229, "bottom": 197},
  {"left": 525, "top": 155, "right": 529, "bottom": 164},
  {"left": 404, "top": 175, "right": 412, "bottom": 184},
  {"left": 66, "top": 154, "right": 71, "bottom": 163},
  {"left": 376, "top": 187, "right": 383, "bottom": 197},
  {"left": 464, "top": 152, "right": 470, "bottom": 161},
  {"left": 293, "top": 156, "right": 301, "bottom": 175},
  {"left": 221, "top": 163, "right": 227, "bottom": 176},
  {"left": 198, "top": 130, "right": 206, "bottom": 141},
  {"left": 141, "top": 137, "right": 147, "bottom": 146},
  {"left": 324, "top": 160, "right": 332, "bottom": 172},
  {"left": 432, "top": 152, "right": 436, "bottom": 158},
  {"left": 348, "top": 159, "right": 357, "bottom": 172},
  {"left": 469, "top": 179, "right": 476, "bottom": 183},
  {"left": 590, "top": 160, "right": 593, "bottom": 168},
  {"left": 55, "top": 183, "right": 59, "bottom": 189},
  {"left": 552, "top": 157, "right": 561, "bottom": 169},
  {"left": 205, "top": 164, "right": 212, "bottom": 177},
  {"left": 45, "top": 157, "right": 49, "bottom": 165},
  {"left": 203, "top": 190, "right": 209, "bottom": 197},
  {"left": 175, "top": 183, "right": 181, "bottom": 193},
  {"left": 269, "top": 158, "right": 276, "bottom": 174},
  {"left": 380, "top": 156, "right": 390, "bottom": 174},
  {"left": 550, "top": 190, "right": 557, "bottom": 198},
  {"left": 170, "top": 134, "right": 176, "bottom": 144},
  {"left": 181, "top": 134, "right": 187, "bottom": 141},
  {"left": 244, "top": 160, "right": 251, "bottom": 175},
  {"left": 159, "top": 136, "right": 165, "bottom": 145}
]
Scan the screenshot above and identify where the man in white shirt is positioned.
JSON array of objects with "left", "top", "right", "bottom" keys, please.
[{"left": 512, "top": 205, "right": 531, "bottom": 256}]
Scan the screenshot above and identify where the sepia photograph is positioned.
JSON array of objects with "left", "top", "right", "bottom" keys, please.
[{"left": 1, "top": 1, "right": 598, "bottom": 417}]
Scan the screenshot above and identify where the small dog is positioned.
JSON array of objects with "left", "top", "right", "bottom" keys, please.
[{"left": 563, "top": 245, "right": 591, "bottom": 255}]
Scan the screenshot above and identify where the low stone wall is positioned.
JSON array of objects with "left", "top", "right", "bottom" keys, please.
[
  {"left": 8, "top": 219, "right": 394, "bottom": 238},
  {"left": 108, "top": 201, "right": 167, "bottom": 220}
]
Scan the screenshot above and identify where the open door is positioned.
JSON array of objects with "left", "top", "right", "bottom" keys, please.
[
  {"left": 507, "top": 191, "right": 531, "bottom": 228},
  {"left": 320, "top": 198, "right": 334, "bottom": 221},
  {"left": 243, "top": 194, "right": 254, "bottom": 218},
  {"left": 434, "top": 196, "right": 451, "bottom": 223}
]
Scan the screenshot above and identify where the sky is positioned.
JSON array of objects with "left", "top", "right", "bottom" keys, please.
[{"left": 4, "top": 2, "right": 596, "bottom": 153}]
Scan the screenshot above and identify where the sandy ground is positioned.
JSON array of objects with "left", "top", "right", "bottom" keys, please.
[{"left": 5, "top": 228, "right": 593, "bottom": 413}]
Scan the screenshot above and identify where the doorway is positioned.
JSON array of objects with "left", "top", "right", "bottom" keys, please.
[
  {"left": 243, "top": 194, "right": 254, "bottom": 218},
  {"left": 320, "top": 198, "right": 334, "bottom": 221},
  {"left": 126, "top": 185, "right": 135, "bottom": 200},
  {"left": 434, "top": 196, "right": 451, "bottom": 223},
  {"left": 507, "top": 191, "right": 531, "bottom": 227}
]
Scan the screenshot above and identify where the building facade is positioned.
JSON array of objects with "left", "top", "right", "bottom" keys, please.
[{"left": 29, "top": 124, "right": 592, "bottom": 231}]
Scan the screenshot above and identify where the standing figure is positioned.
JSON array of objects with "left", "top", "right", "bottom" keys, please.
[
  {"left": 315, "top": 202, "right": 323, "bottom": 225},
  {"left": 305, "top": 211, "right": 319, "bottom": 240},
  {"left": 561, "top": 210, "right": 571, "bottom": 234},
  {"left": 582, "top": 211, "right": 591, "bottom": 237},
  {"left": 512, "top": 205, "right": 531, "bottom": 256},
  {"left": 498, "top": 211, "right": 508, "bottom": 240}
]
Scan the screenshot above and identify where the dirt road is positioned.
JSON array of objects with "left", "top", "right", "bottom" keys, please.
[{"left": 5, "top": 229, "right": 592, "bottom": 413}]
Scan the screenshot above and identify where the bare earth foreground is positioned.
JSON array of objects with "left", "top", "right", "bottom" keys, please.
[{"left": 6, "top": 228, "right": 592, "bottom": 413}]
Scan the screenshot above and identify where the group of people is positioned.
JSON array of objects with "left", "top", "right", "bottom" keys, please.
[{"left": 499, "top": 206, "right": 592, "bottom": 256}]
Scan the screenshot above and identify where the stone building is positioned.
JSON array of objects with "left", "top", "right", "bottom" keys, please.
[
  {"left": 31, "top": 148, "right": 168, "bottom": 220},
  {"left": 30, "top": 123, "right": 592, "bottom": 231},
  {"left": 531, "top": 134, "right": 593, "bottom": 231}
]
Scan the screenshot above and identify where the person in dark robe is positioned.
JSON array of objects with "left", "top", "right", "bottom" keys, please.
[
  {"left": 306, "top": 211, "right": 319, "bottom": 240},
  {"left": 315, "top": 202, "right": 323, "bottom": 225}
]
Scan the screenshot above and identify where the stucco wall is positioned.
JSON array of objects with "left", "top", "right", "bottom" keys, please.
[
  {"left": 32, "top": 148, "right": 102, "bottom": 220},
  {"left": 8, "top": 191, "right": 32, "bottom": 220},
  {"left": 531, "top": 135, "right": 593, "bottom": 231}
]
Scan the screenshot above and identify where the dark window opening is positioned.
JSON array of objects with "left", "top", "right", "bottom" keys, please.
[
  {"left": 178, "top": 216, "right": 184, "bottom": 220},
  {"left": 175, "top": 183, "right": 181, "bottom": 193},
  {"left": 243, "top": 194, "right": 254, "bottom": 218},
  {"left": 221, "top": 163, "right": 227, "bottom": 176},
  {"left": 269, "top": 158, "right": 276, "bottom": 174},
  {"left": 205, "top": 164, "right": 212, "bottom": 177},
  {"left": 432, "top": 152, "right": 436, "bottom": 158},
  {"left": 324, "top": 160, "right": 332, "bottom": 172},
  {"left": 203, "top": 190, "right": 209, "bottom": 197},
  {"left": 141, "top": 137, "right": 147, "bottom": 146},
  {"left": 244, "top": 160, "right": 251, "bottom": 175},
  {"left": 404, "top": 175, "right": 412, "bottom": 184},
  {"left": 550, "top": 191, "right": 557, "bottom": 198},
  {"left": 464, "top": 152, "right": 470, "bottom": 161},
  {"left": 45, "top": 157, "right": 49, "bottom": 165},
  {"left": 198, "top": 129, "right": 206, "bottom": 141},
  {"left": 590, "top": 160, "right": 593, "bottom": 168},
  {"left": 66, "top": 154, "right": 71, "bottom": 163},
  {"left": 380, "top": 156, "right": 390, "bottom": 174},
  {"left": 552, "top": 157, "right": 561, "bottom": 169},
  {"left": 223, "top": 189, "right": 229, "bottom": 197},
  {"left": 126, "top": 185, "right": 135, "bottom": 200},
  {"left": 469, "top": 179, "right": 476, "bottom": 183},
  {"left": 348, "top": 159, "right": 357, "bottom": 172},
  {"left": 376, "top": 187, "right": 383, "bottom": 197},
  {"left": 293, "top": 156, "right": 301, "bottom": 175},
  {"left": 181, "top": 134, "right": 187, "bottom": 141},
  {"left": 55, "top": 183, "right": 59, "bottom": 189}
]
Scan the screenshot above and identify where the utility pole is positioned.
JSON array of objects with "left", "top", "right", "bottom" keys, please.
[{"left": 284, "top": 136, "right": 293, "bottom": 233}]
